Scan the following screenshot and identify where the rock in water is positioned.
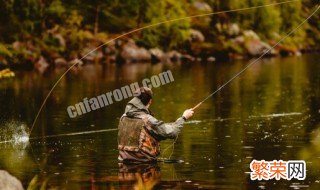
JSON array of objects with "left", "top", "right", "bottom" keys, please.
[
  {"left": 54, "top": 57, "right": 68, "bottom": 67},
  {"left": 119, "top": 39, "right": 151, "bottom": 63},
  {"left": 166, "top": 50, "right": 181, "bottom": 62},
  {"left": 0, "top": 170, "right": 24, "bottom": 190},
  {"left": 34, "top": 56, "right": 49, "bottom": 74},
  {"left": 242, "top": 30, "right": 277, "bottom": 56},
  {"left": 245, "top": 40, "right": 272, "bottom": 56},
  {"left": 149, "top": 48, "right": 164, "bottom": 63}
]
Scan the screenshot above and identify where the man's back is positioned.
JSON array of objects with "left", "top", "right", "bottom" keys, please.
[
  {"left": 117, "top": 87, "right": 193, "bottom": 163},
  {"left": 118, "top": 114, "right": 160, "bottom": 163}
]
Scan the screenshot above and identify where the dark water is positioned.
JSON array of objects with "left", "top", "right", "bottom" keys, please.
[{"left": 0, "top": 55, "right": 320, "bottom": 189}]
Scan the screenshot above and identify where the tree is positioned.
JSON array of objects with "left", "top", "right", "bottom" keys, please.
[{"left": 139, "top": 0, "right": 191, "bottom": 50}]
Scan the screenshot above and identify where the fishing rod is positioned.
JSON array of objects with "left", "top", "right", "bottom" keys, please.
[{"left": 191, "top": 4, "right": 320, "bottom": 112}]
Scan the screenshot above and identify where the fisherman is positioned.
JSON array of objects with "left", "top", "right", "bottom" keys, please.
[{"left": 118, "top": 87, "right": 194, "bottom": 163}]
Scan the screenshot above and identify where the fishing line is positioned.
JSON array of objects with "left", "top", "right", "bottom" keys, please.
[
  {"left": 163, "top": 4, "right": 320, "bottom": 159},
  {"left": 29, "top": 128, "right": 118, "bottom": 140},
  {"left": 30, "top": 0, "right": 299, "bottom": 134},
  {"left": 0, "top": 128, "right": 118, "bottom": 144}
]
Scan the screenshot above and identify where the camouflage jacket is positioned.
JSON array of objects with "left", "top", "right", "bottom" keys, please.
[{"left": 118, "top": 97, "right": 185, "bottom": 163}]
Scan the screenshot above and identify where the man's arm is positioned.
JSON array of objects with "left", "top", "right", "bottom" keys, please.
[{"left": 143, "top": 109, "right": 194, "bottom": 140}]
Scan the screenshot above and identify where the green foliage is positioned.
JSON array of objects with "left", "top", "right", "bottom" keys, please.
[
  {"left": 234, "top": 0, "right": 282, "bottom": 39},
  {"left": 47, "top": 0, "right": 66, "bottom": 17},
  {"left": 278, "top": 1, "right": 306, "bottom": 47},
  {"left": 46, "top": 0, "right": 66, "bottom": 25},
  {"left": 253, "top": 1, "right": 282, "bottom": 39},
  {"left": 0, "top": 0, "right": 319, "bottom": 65},
  {"left": 139, "top": 0, "right": 191, "bottom": 50},
  {"left": 0, "top": 44, "right": 12, "bottom": 57}
]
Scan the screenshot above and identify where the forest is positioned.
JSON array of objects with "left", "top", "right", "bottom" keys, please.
[{"left": 0, "top": 0, "right": 319, "bottom": 71}]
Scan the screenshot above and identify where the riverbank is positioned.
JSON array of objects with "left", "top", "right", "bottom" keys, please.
[
  {"left": 0, "top": 1, "right": 319, "bottom": 73},
  {"left": 1, "top": 24, "right": 319, "bottom": 73},
  {"left": 0, "top": 29, "right": 319, "bottom": 74}
]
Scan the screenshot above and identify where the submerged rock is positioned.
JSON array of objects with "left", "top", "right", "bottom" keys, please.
[{"left": 0, "top": 170, "right": 24, "bottom": 190}]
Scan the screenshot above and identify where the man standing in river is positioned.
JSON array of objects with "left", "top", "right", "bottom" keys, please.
[{"left": 118, "top": 87, "right": 194, "bottom": 163}]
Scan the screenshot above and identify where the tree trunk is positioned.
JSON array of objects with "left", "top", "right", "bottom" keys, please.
[{"left": 94, "top": 4, "right": 100, "bottom": 35}]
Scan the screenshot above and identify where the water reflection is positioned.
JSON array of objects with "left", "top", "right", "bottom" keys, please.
[{"left": 118, "top": 163, "right": 161, "bottom": 190}]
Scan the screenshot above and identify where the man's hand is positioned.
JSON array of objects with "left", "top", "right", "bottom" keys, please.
[{"left": 182, "top": 109, "right": 194, "bottom": 120}]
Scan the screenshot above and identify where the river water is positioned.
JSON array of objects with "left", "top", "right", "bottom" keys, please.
[{"left": 0, "top": 54, "right": 319, "bottom": 189}]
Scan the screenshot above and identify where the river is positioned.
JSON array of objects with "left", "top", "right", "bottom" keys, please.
[{"left": 0, "top": 54, "right": 319, "bottom": 189}]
